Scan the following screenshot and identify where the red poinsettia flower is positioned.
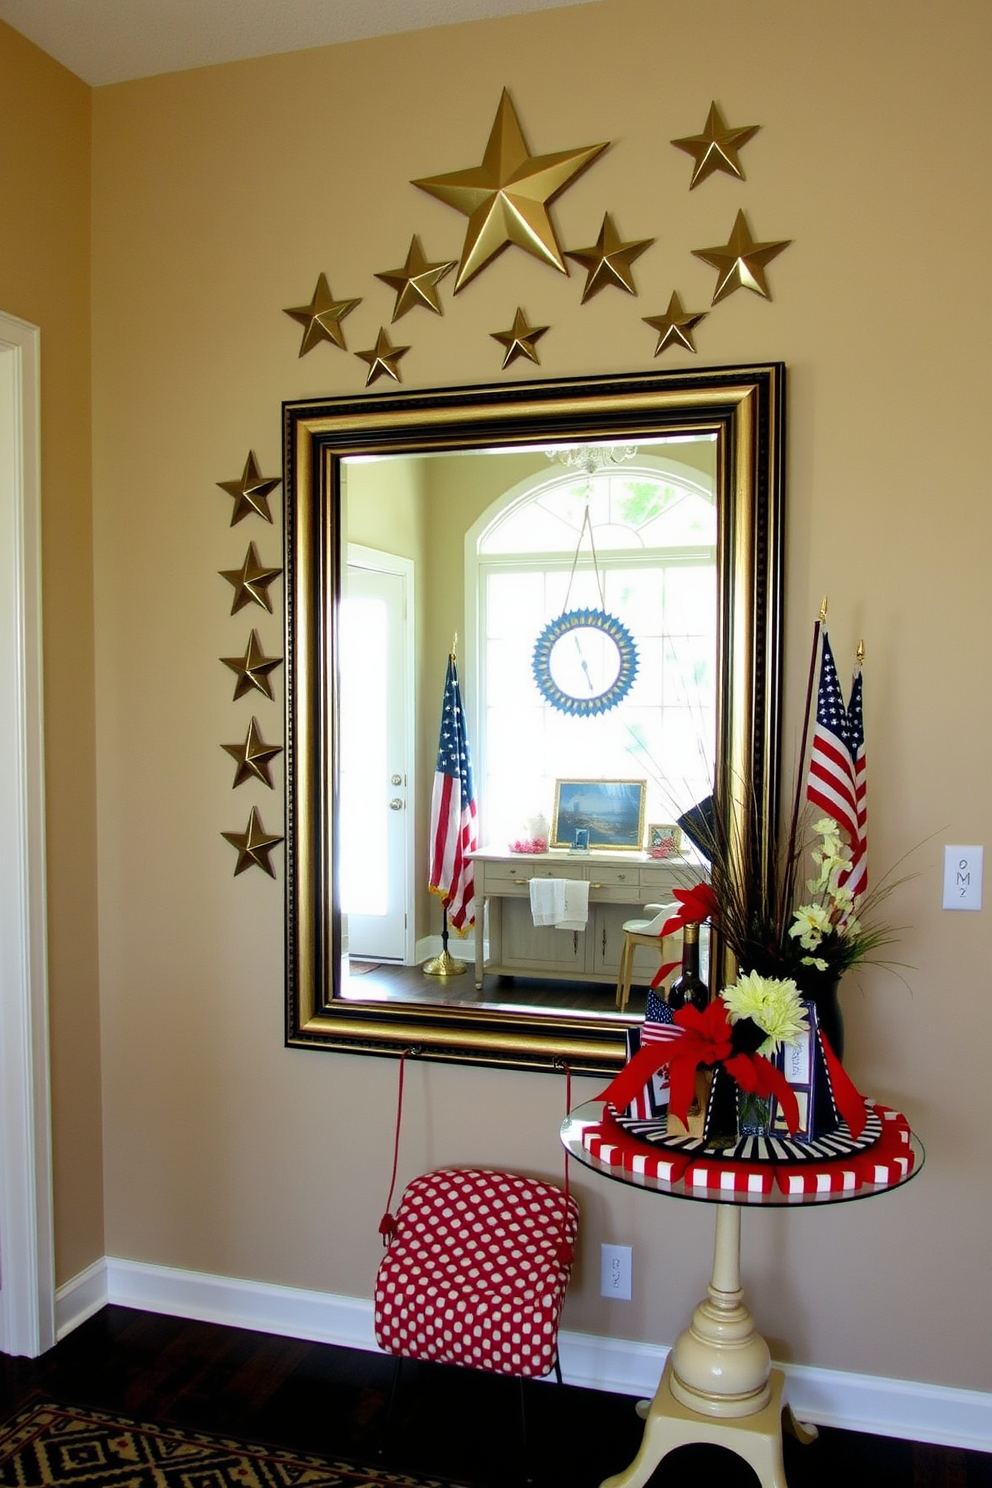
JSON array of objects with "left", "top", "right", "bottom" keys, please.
[{"left": 660, "top": 882, "right": 720, "bottom": 936}]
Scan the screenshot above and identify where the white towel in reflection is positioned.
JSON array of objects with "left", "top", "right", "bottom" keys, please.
[
  {"left": 530, "top": 877, "right": 566, "bottom": 926},
  {"left": 557, "top": 879, "right": 590, "bottom": 931}
]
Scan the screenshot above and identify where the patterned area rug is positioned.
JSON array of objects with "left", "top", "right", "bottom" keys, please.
[{"left": 0, "top": 1399, "right": 468, "bottom": 1487}]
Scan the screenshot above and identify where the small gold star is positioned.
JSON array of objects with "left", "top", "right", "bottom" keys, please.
[
  {"left": 692, "top": 210, "right": 791, "bottom": 303},
  {"left": 217, "top": 452, "right": 280, "bottom": 526},
  {"left": 491, "top": 307, "right": 549, "bottom": 370},
  {"left": 222, "top": 716, "right": 283, "bottom": 789},
  {"left": 565, "top": 213, "right": 654, "bottom": 301},
  {"left": 375, "top": 235, "right": 456, "bottom": 321},
  {"left": 219, "top": 542, "right": 283, "bottom": 615},
  {"left": 413, "top": 89, "right": 608, "bottom": 292},
  {"left": 283, "top": 273, "right": 361, "bottom": 355},
  {"left": 355, "top": 328, "right": 410, "bottom": 386},
  {"left": 222, "top": 805, "right": 284, "bottom": 877},
  {"left": 643, "top": 292, "right": 708, "bottom": 355},
  {"left": 220, "top": 629, "right": 283, "bottom": 701},
  {"left": 672, "top": 101, "right": 760, "bottom": 189}
]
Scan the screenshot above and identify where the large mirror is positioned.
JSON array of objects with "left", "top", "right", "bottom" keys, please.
[{"left": 285, "top": 364, "right": 784, "bottom": 1074}]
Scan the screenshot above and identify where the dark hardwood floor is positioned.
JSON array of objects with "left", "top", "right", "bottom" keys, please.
[
  {"left": 0, "top": 1307, "right": 988, "bottom": 1488},
  {"left": 341, "top": 957, "right": 648, "bottom": 1016}
]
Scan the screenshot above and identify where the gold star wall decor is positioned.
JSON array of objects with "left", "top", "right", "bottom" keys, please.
[
  {"left": 283, "top": 273, "right": 361, "bottom": 355},
  {"left": 356, "top": 328, "right": 410, "bottom": 385},
  {"left": 217, "top": 452, "right": 280, "bottom": 526},
  {"left": 221, "top": 630, "right": 283, "bottom": 701},
  {"left": 643, "top": 292, "right": 708, "bottom": 355},
  {"left": 412, "top": 89, "right": 609, "bottom": 292},
  {"left": 375, "top": 235, "right": 456, "bottom": 321},
  {"left": 672, "top": 101, "right": 760, "bottom": 189},
  {"left": 222, "top": 716, "right": 283, "bottom": 789},
  {"left": 222, "top": 805, "right": 284, "bottom": 877},
  {"left": 491, "top": 308, "right": 549, "bottom": 369},
  {"left": 565, "top": 213, "right": 654, "bottom": 301},
  {"left": 692, "top": 209, "right": 791, "bottom": 303},
  {"left": 219, "top": 542, "right": 283, "bottom": 614}
]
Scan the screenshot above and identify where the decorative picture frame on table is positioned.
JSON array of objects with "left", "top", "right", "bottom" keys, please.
[
  {"left": 551, "top": 779, "right": 646, "bottom": 851},
  {"left": 647, "top": 823, "right": 683, "bottom": 859}
]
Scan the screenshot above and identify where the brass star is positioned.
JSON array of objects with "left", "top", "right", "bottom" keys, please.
[
  {"left": 565, "top": 213, "right": 654, "bottom": 302},
  {"left": 412, "top": 89, "right": 608, "bottom": 292},
  {"left": 222, "top": 716, "right": 283, "bottom": 789},
  {"left": 222, "top": 805, "right": 284, "bottom": 877},
  {"left": 283, "top": 273, "right": 361, "bottom": 355},
  {"left": 491, "top": 307, "right": 549, "bottom": 370},
  {"left": 643, "top": 292, "right": 708, "bottom": 355},
  {"left": 672, "top": 101, "right": 760, "bottom": 189},
  {"left": 216, "top": 451, "right": 280, "bottom": 526},
  {"left": 375, "top": 235, "right": 456, "bottom": 321},
  {"left": 692, "top": 210, "right": 791, "bottom": 304},
  {"left": 220, "top": 629, "right": 283, "bottom": 701},
  {"left": 217, "top": 541, "right": 279, "bottom": 616},
  {"left": 355, "top": 328, "right": 410, "bottom": 386},
  {"left": 219, "top": 542, "right": 283, "bottom": 615}
]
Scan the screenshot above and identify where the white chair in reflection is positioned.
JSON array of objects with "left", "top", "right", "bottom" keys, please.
[{"left": 615, "top": 902, "right": 680, "bottom": 1010}]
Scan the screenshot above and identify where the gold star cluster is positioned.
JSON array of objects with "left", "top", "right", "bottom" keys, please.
[
  {"left": 280, "top": 90, "right": 791, "bottom": 380},
  {"left": 216, "top": 450, "right": 284, "bottom": 877}
]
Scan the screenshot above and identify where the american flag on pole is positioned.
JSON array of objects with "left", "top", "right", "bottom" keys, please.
[
  {"left": 428, "top": 655, "right": 478, "bottom": 933},
  {"left": 806, "top": 632, "right": 868, "bottom": 897}
]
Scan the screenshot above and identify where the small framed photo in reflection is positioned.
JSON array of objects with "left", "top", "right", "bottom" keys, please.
[{"left": 647, "top": 823, "right": 683, "bottom": 859}]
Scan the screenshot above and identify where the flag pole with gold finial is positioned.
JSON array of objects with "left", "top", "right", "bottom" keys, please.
[{"left": 424, "top": 632, "right": 468, "bottom": 977}]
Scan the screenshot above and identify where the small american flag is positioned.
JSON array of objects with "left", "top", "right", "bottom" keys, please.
[
  {"left": 428, "top": 655, "right": 478, "bottom": 932},
  {"left": 625, "top": 999, "right": 683, "bottom": 1119},
  {"left": 806, "top": 632, "right": 867, "bottom": 897}
]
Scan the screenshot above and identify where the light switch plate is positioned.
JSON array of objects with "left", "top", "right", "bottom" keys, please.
[{"left": 943, "top": 845, "right": 983, "bottom": 910}]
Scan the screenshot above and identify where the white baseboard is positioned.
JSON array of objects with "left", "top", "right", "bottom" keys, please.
[{"left": 54, "top": 1257, "right": 992, "bottom": 1454}]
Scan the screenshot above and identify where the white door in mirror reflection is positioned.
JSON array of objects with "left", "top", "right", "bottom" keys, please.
[{"left": 341, "top": 551, "right": 413, "bottom": 962}]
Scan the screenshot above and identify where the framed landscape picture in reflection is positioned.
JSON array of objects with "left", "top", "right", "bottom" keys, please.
[{"left": 551, "top": 779, "right": 647, "bottom": 851}]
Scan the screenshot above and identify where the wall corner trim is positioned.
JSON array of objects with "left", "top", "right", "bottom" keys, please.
[{"left": 53, "top": 1256, "right": 992, "bottom": 1454}]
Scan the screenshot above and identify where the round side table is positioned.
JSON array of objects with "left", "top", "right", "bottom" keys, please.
[{"left": 561, "top": 1099, "right": 924, "bottom": 1488}]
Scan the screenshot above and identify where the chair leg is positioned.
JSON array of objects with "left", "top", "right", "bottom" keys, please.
[
  {"left": 517, "top": 1374, "right": 533, "bottom": 1487},
  {"left": 379, "top": 1354, "right": 402, "bottom": 1459}
]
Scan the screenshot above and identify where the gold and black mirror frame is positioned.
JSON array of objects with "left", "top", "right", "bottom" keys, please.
[{"left": 284, "top": 364, "right": 785, "bottom": 1075}]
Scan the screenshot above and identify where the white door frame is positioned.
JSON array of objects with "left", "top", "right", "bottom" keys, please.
[{"left": 0, "top": 311, "right": 55, "bottom": 1356}]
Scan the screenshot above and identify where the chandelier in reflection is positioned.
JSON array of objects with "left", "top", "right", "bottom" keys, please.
[{"left": 546, "top": 443, "right": 638, "bottom": 476}]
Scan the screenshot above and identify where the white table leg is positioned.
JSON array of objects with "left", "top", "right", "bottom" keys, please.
[{"left": 600, "top": 1202, "right": 807, "bottom": 1488}]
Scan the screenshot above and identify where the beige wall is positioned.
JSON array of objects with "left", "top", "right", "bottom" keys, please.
[
  {"left": 6, "top": 0, "right": 987, "bottom": 1394},
  {"left": 0, "top": 22, "right": 104, "bottom": 1282}
]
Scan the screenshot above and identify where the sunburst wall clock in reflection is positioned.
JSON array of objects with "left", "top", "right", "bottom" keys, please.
[{"left": 532, "top": 608, "right": 638, "bottom": 717}]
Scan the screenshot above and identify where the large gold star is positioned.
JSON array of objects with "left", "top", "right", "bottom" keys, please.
[
  {"left": 692, "top": 210, "right": 791, "bottom": 303},
  {"left": 375, "top": 235, "right": 456, "bottom": 321},
  {"left": 490, "top": 307, "right": 549, "bottom": 370},
  {"left": 565, "top": 213, "right": 654, "bottom": 301},
  {"left": 283, "top": 273, "right": 361, "bottom": 355},
  {"left": 216, "top": 451, "right": 280, "bottom": 526},
  {"left": 355, "top": 328, "right": 410, "bottom": 386},
  {"left": 412, "top": 89, "right": 609, "bottom": 292},
  {"left": 220, "top": 630, "right": 283, "bottom": 701},
  {"left": 219, "top": 542, "right": 283, "bottom": 615},
  {"left": 672, "top": 101, "right": 760, "bottom": 189},
  {"left": 222, "top": 805, "right": 284, "bottom": 877},
  {"left": 222, "top": 716, "right": 283, "bottom": 789},
  {"left": 643, "top": 292, "right": 708, "bottom": 355}
]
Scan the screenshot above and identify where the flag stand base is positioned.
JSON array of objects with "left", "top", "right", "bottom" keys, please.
[{"left": 423, "top": 950, "right": 467, "bottom": 977}]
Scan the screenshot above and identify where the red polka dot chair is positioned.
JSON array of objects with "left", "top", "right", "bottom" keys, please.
[{"left": 374, "top": 1165, "right": 579, "bottom": 1473}]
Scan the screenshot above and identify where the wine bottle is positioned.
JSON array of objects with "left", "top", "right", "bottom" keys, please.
[{"left": 666, "top": 921, "right": 708, "bottom": 1011}]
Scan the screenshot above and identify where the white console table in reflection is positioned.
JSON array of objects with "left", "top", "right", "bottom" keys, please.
[{"left": 468, "top": 847, "right": 699, "bottom": 992}]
